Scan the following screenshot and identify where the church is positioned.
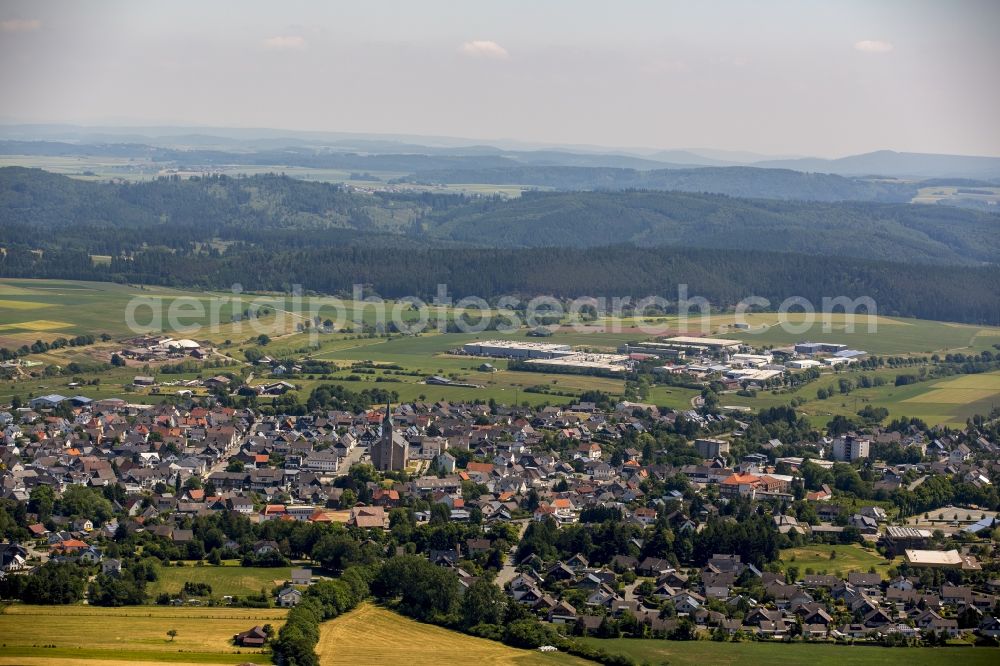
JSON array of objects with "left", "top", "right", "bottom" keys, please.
[{"left": 370, "top": 402, "right": 408, "bottom": 472}]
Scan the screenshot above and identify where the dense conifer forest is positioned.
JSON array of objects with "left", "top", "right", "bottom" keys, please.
[{"left": 2, "top": 167, "right": 998, "bottom": 324}]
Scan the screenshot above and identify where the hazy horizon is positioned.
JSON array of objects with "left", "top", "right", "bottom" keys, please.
[{"left": 2, "top": 0, "right": 999, "bottom": 158}]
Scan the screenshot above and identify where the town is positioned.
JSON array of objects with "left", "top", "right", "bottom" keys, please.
[
  {"left": 2, "top": 2, "right": 1000, "bottom": 664},
  {"left": 2, "top": 355, "right": 999, "bottom": 664}
]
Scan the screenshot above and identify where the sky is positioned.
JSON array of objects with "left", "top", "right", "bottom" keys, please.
[{"left": 1, "top": 0, "right": 998, "bottom": 157}]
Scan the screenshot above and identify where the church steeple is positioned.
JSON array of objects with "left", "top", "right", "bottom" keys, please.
[
  {"left": 382, "top": 401, "right": 392, "bottom": 430},
  {"left": 373, "top": 400, "right": 406, "bottom": 472}
]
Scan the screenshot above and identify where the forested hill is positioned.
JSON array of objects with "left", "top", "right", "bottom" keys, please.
[
  {"left": 403, "top": 166, "right": 918, "bottom": 202},
  {"left": 2, "top": 245, "right": 999, "bottom": 325},
  {"left": 2, "top": 167, "right": 1000, "bottom": 324},
  {"left": 2, "top": 167, "right": 998, "bottom": 266},
  {"left": 421, "top": 189, "right": 1000, "bottom": 264}
]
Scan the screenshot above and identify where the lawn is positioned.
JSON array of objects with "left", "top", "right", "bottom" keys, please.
[
  {"left": 0, "top": 604, "right": 286, "bottom": 665},
  {"left": 316, "top": 603, "right": 589, "bottom": 665},
  {"left": 577, "top": 637, "right": 999, "bottom": 666},
  {"left": 147, "top": 563, "right": 293, "bottom": 598},
  {"left": 779, "top": 544, "right": 897, "bottom": 578}
]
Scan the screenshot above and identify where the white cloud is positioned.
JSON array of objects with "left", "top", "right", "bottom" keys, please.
[
  {"left": 854, "top": 40, "right": 893, "bottom": 53},
  {"left": 262, "top": 35, "right": 306, "bottom": 51},
  {"left": 0, "top": 18, "right": 41, "bottom": 33},
  {"left": 460, "top": 40, "right": 509, "bottom": 59}
]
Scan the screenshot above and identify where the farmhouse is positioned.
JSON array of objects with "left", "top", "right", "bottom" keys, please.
[
  {"left": 233, "top": 626, "right": 268, "bottom": 647},
  {"left": 276, "top": 586, "right": 302, "bottom": 607}
]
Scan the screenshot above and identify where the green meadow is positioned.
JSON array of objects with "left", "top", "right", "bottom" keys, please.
[
  {"left": 2, "top": 279, "right": 1000, "bottom": 422},
  {"left": 779, "top": 544, "right": 898, "bottom": 578},
  {"left": 576, "top": 637, "right": 998, "bottom": 666},
  {"left": 147, "top": 563, "right": 293, "bottom": 599}
]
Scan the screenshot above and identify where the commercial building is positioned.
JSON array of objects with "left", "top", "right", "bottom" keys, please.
[{"left": 462, "top": 340, "right": 575, "bottom": 360}]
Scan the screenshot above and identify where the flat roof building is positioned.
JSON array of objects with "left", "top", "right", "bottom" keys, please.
[
  {"left": 524, "top": 353, "right": 630, "bottom": 374},
  {"left": 695, "top": 438, "right": 730, "bottom": 459},
  {"left": 618, "top": 342, "right": 686, "bottom": 359},
  {"left": 661, "top": 336, "right": 742, "bottom": 351},
  {"left": 904, "top": 549, "right": 981, "bottom": 570},
  {"left": 833, "top": 435, "right": 870, "bottom": 462},
  {"left": 795, "top": 342, "right": 848, "bottom": 355},
  {"left": 462, "top": 340, "right": 575, "bottom": 360}
]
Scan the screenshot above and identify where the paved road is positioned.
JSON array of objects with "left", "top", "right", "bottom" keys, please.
[
  {"left": 495, "top": 519, "right": 531, "bottom": 589},
  {"left": 334, "top": 444, "right": 368, "bottom": 476},
  {"left": 622, "top": 578, "right": 642, "bottom": 602}
]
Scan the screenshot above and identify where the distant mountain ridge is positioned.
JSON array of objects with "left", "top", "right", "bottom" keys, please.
[
  {"left": 752, "top": 150, "right": 1000, "bottom": 179},
  {"left": 1, "top": 125, "right": 999, "bottom": 179},
  {"left": 403, "top": 166, "right": 917, "bottom": 202}
]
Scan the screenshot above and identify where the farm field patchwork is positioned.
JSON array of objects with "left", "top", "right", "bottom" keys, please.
[
  {"left": 0, "top": 604, "right": 286, "bottom": 665},
  {"left": 3, "top": 278, "right": 1000, "bottom": 419},
  {"left": 0, "top": 299, "right": 50, "bottom": 310},
  {"left": 718, "top": 314, "right": 997, "bottom": 356},
  {"left": 316, "top": 603, "right": 589, "bottom": 665},
  {"left": 723, "top": 369, "right": 1000, "bottom": 428},
  {"left": 0, "top": 319, "right": 74, "bottom": 330}
]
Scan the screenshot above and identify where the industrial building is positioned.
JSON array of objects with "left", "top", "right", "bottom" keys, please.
[
  {"left": 618, "top": 342, "right": 686, "bottom": 359},
  {"left": 523, "top": 353, "right": 630, "bottom": 374},
  {"left": 725, "top": 368, "right": 783, "bottom": 382},
  {"left": 660, "top": 336, "right": 742, "bottom": 352},
  {"left": 462, "top": 340, "right": 575, "bottom": 360},
  {"left": 794, "top": 342, "right": 848, "bottom": 355},
  {"left": 729, "top": 353, "right": 772, "bottom": 367},
  {"left": 786, "top": 359, "right": 821, "bottom": 369}
]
